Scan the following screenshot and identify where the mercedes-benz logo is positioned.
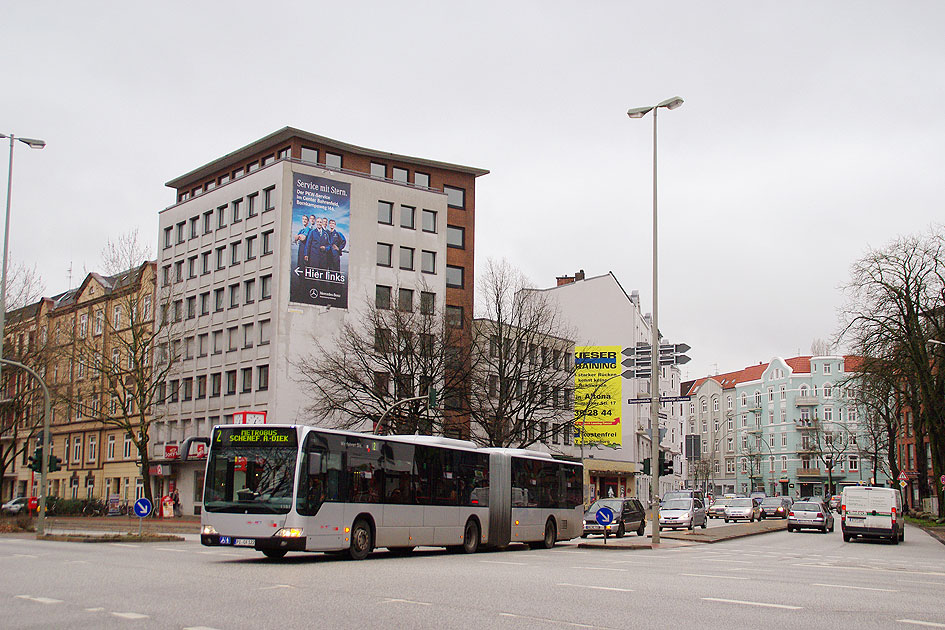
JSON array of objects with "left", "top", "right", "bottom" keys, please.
[{"left": 309, "top": 288, "right": 320, "bottom": 298}]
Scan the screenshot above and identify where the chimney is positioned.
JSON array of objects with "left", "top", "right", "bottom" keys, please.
[{"left": 556, "top": 269, "right": 586, "bottom": 286}]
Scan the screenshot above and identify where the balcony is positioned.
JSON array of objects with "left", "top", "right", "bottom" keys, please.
[
  {"left": 795, "top": 419, "right": 818, "bottom": 430},
  {"left": 795, "top": 396, "right": 819, "bottom": 407},
  {"left": 796, "top": 468, "right": 822, "bottom": 477}
]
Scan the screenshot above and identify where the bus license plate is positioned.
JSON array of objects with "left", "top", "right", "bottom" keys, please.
[{"left": 234, "top": 538, "right": 255, "bottom": 547}]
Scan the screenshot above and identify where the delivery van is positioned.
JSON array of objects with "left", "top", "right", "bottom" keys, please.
[{"left": 841, "top": 486, "right": 903, "bottom": 544}]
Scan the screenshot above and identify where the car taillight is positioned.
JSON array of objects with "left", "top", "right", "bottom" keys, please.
[
  {"left": 891, "top": 506, "right": 896, "bottom": 523},
  {"left": 788, "top": 511, "right": 794, "bottom": 517},
  {"left": 816, "top": 512, "right": 823, "bottom": 518}
]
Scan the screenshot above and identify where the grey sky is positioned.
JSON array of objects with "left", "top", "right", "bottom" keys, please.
[{"left": 2, "top": 1, "right": 943, "bottom": 380}]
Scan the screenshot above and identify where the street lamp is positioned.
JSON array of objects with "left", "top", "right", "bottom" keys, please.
[
  {"left": 627, "top": 96, "right": 683, "bottom": 545},
  {"left": 0, "top": 132, "right": 46, "bottom": 383}
]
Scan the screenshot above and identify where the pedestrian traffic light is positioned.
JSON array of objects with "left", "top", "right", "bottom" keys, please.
[
  {"left": 48, "top": 454, "right": 62, "bottom": 472},
  {"left": 427, "top": 386, "right": 438, "bottom": 408},
  {"left": 27, "top": 448, "right": 42, "bottom": 473},
  {"left": 642, "top": 458, "right": 651, "bottom": 475}
]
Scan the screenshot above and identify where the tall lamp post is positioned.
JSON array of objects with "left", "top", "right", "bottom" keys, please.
[
  {"left": 0, "top": 133, "right": 46, "bottom": 383},
  {"left": 627, "top": 97, "right": 683, "bottom": 544}
]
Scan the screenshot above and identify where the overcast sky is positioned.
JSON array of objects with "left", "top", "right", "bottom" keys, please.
[{"left": 2, "top": 1, "right": 943, "bottom": 380}]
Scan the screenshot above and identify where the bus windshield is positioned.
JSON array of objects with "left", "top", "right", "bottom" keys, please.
[{"left": 204, "top": 427, "right": 299, "bottom": 514}]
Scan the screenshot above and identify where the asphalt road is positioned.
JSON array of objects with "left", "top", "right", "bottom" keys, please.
[{"left": 2, "top": 522, "right": 943, "bottom": 630}]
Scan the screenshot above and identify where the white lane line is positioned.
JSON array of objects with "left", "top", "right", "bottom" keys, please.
[
  {"left": 570, "top": 566, "right": 628, "bottom": 572},
  {"left": 558, "top": 583, "right": 634, "bottom": 592},
  {"left": 258, "top": 585, "right": 294, "bottom": 590},
  {"left": 112, "top": 612, "right": 149, "bottom": 619},
  {"left": 13, "top": 554, "right": 38, "bottom": 558},
  {"left": 66, "top": 560, "right": 90, "bottom": 565},
  {"left": 155, "top": 547, "right": 187, "bottom": 553},
  {"left": 380, "top": 598, "right": 432, "bottom": 606},
  {"left": 480, "top": 560, "right": 528, "bottom": 566},
  {"left": 701, "top": 597, "right": 802, "bottom": 610},
  {"left": 86, "top": 607, "right": 105, "bottom": 612},
  {"left": 706, "top": 558, "right": 752, "bottom": 564},
  {"left": 794, "top": 563, "right": 945, "bottom": 577},
  {"left": 499, "top": 612, "right": 610, "bottom": 629},
  {"left": 898, "top": 621, "right": 945, "bottom": 628},
  {"left": 681, "top": 573, "right": 749, "bottom": 580},
  {"left": 16, "top": 595, "right": 63, "bottom": 604},
  {"left": 184, "top": 627, "right": 224, "bottom": 630},
  {"left": 812, "top": 582, "right": 897, "bottom": 593},
  {"left": 110, "top": 543, "right": 139, "bottom": 548}
]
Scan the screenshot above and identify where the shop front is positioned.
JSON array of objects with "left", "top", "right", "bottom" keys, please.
[{"left": 583, "top": 459, "right": 638, "bottom": 507}]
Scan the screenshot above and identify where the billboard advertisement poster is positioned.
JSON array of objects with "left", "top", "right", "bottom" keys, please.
[
  {"left": 574, "top": 346, "right": 622, "bottom": 447},
  {"left": 290, "top": 172, "right": 351, "bottom": 308}
]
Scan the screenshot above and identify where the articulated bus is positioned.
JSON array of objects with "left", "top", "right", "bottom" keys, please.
[{"left": 199, "top": 424, "right": 584, "bottom": 560}]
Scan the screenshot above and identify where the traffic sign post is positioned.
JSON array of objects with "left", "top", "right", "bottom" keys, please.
[
  {"left": 134, "top": 498, "right": 153, "bottom": 537},
  {"left": 595, "top": 506, "right": 615, "bottom": 544}
]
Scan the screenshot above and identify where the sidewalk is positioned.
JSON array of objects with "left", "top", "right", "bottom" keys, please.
[{"left": 577, "top": 518, "right": 787, "bottom": 549}]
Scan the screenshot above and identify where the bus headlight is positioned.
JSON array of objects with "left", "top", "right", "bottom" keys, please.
[
  {"left": 274, "top": 528, "right": 304, "bottom": 538},
  {"left": 202, "top": 525, "right": 218, "bottom": 535}
]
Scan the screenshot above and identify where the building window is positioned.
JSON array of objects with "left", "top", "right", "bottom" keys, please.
[
  {"left": 257, "top": 365, "right": 269, "bottom": 390},
  {"left": 263, "top": 186, "right": 276, "bottom": 211},
  {"left": 421, "top": 251, "right": 436, "bottom": 274},
  {"left": 229, "top": 284, "right": 240, "bottom": 308},
  {"left": 196, "top": 375, "right": 207, "bottom": 398},
  {"left": 227, "top": 326, "right": 238, "bottom": 351},
  {"left": 443, "top": 185, "right": 465, "bottom": 209},
  {"left": 243, "top": 323, "right": 254, "bottom": 348},
  {"left": 376, "top": 285, "right": 392, "bottom": 310},
  {"left": 245, "top": 235, "right": 257, "bottom": 260},
  {"left": 325, "top": 152, "right": 342, "bottom": 169},
  {"left": 215, "top": 246, "right": 226, "bottom": 270},
  {"left": 415, "top": 172, "right": 430, "bottom": 188},
  {"left": 241, "top": 368, "right": 252, "bottom": 393},
  {"left": 301, "top": 146, "right": 318, "bottom": 163},
  {"left": 420, "top": 291, "right": 435, "bottom": 315},
  {"left": 446, "top": 225, "right": 465, "bottom": 249},
  {"left": 225, "top": 371, "right": 237, "bottom": 395},
  {"left": 262, "top": 230, "right": 273, "bottom": 255},
  {"left": 446, "top": 265, "right": 463, "bottom": 288},
  {"left": 400, "top": 205, "right": 415, "bottom": 229},
  {"left": 232, "top": 198, "right": 242, "bottom": 223},
  {"left": 446, "top": 305, "right": 463, "bottom": 328},
  {"left": 848, "top": 454, "right": 858, "bottom": 471},
  {"left": 244, "top": 278, "right": 255, "bottom": 303},
  {"left": 230, "top": 242, "right": 240, "bottom": 265},
  {"left": 214, "top": 288, "right": 224, "bottom": 312},
  {"left": 377, "top": 243, "right": 393, "bottom": 267},
  {"left": 217, "top": 205, "right": 227, "bottom": 229},
  {"left": 421, "top": 209, "right": 437, "bottom": 233},
  {"left": 399, "top": 247, "right": 414, "bottom": 270},
  {"left": 398, "top": 289, "right": 413, "bottom": 312},
  {"left": 189, "top": 217, "right": 199, "bottom": 238},
  {"left": 107, "top": 435, "right": 115, "bottom": 461},
  {"left": 392, "top": 167, "right": 408, "bottom": 183},
  {"left": 260, "top": 274, "right": 272, "bottom": 300},
  {"left": 370, "top": 162, "right": 386, "bottom": 178},
  {"left": 163, "top": 227, "right": 173, "bottom": 248},
  {"left": 378, "top": 201, "right": 393, "bottom": 224},
  {"left": 259, "top": 319, "right": 271, "bottom": 345},
  {"left": 247, "top": 193, "right": 258, "bottom": 216}
]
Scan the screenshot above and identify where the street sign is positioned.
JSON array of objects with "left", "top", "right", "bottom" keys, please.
[
  {"left": 940, "top": 474, "right": 945, "bottom": 485},
  {"left": 133, "top": 498, "right": 153, "bottom": 518},
  {"left": 899, "top": 480, "right": 907, "bottom": 489},
  {"left": 627, "top": 395, "right": 691, "bottom": 404},
  {"left": 595, "top": 507, "right": 615, "bottom": 526},
  {"left": 898, "top": 472, "right": 907, "bottom": 481}
]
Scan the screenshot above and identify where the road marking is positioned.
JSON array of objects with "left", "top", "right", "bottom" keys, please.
[
  {"left": 380, "top": 598, "right": 431, "bottom": 606},
  {"left": 112, "top": 612, "right": 149, "bottom": 619},
  {"left": 898, "top": 579, "right": 945, "bottom": 587},
  {"left": 570, "top": 566, "right": 628, "bottom": 572},
  {"left": 480, "top": 560, "right": 528, "bottom": 566},
  {"left": 259, "top": 585, "right": 294, "bottom": 590},
  {"left": 110, "top": 543, "right": 139, "bottom": 548},
  {"left": 66, "top": 560, "right": 90, "bottom": 565},
  {"left": 557, "top": 583, "right": 634, "bottom": 592},
  {"left": 156, "top": 547, "right": 187, "bottom": 553},
  {"left": 898, "top": 621, "right": 945, "bottom": 628},
  {"left": 499, "top": 612, "right": 612, "bottom": 628},
  {"left": 13, "top": 553, "right": 38, "bottom": 558},
  {"left": 793, "top": 563, "right": 945, "bottom": 577},
  {"left": 681, "top": 573, "right": 749, "bottom": 580},
  {"left": 184, "top": 627, "right": 223, "bottom": 630},
  {"left": 812, "top": 583, "right": 897, "bottom": 592},
  {"left": 16, "top": 595, "right": 63, "bottom": 604},
  {"left": 701, "top": 597, "right": 802, "bottom": 610},
  {"left": 705, "top": 558, "right": 751, "bottom": 564},
  {"left": 86, "top": 607, "right": 105, "bottom": 612}
]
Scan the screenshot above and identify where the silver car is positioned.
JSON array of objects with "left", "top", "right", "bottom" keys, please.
[
  {"left": 788, "top": 500, "right": 834, "bottom": 533},
  {"left": 724, "top": 497, "right": 761, "bottom": 522},
  {"left": 1, "top": 496, "right": 28, "bottom": 515},
  {"left": 659, "top": 498, "right": 707, "bottom": 530}
]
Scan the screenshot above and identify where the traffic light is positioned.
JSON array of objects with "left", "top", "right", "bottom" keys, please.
[
  {"left": 427, "top": 386, "right": 438, "bottom": 408},
  {"left": 48, "top": 454, "right": 62, "bottom": 472},
  {"left": 27, "top": 448, "right": 42, "bottom": 473},
  {"left": 642, "top": 458, "right": 651, "bottom": 475},
  {"left": 659, "top": 452, "right": 674, "bottom": 476}
]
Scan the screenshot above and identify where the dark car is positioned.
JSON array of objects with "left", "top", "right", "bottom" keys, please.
[
  {"left": 583, "top": 498, "right": 647, "bottom": 538},
  {"left": 759, "top": 496, "right": 793, "bottom": 519}
]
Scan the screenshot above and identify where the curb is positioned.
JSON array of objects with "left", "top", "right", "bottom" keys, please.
[
  {"left": 577, "top": 520, "right": 787, "bottom": 549},
  {"left": 38, "top": 533, "right": 184, "bottom": 543}
]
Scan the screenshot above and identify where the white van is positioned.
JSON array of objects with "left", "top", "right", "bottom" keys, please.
[{"left": 841, "top": 486, "right": 903, "bottom": 544}]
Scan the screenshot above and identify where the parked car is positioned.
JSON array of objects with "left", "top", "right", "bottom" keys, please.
[
  {"left": 724, "top": 497, "right": 761, "bottom": 522},
  {"left": 583, "top": 498, "right": 647, "bottom": 538},
  {"left": 749, "top": 491, "right": 767, "bottom": 505},
  {"left": 659, "top": 498, "right": 707, "bottom": 530},
  {"left": 660, "top": 489, "right": 706, "bottom": 506},
  {"left": 759, "top": 496, "right": 793, "bottom": 519},
  {"left": 1, "top": 496, "right": 28, "bottom": 515},
  {"left": 828, "top": 495, "right": 842, "bottom": 512},
  {"left": 707, "top": 497, "right": 733, "bottom": 519},
  {"left": 841, "top": 486, "right": 903, "bottom": 544},
  {"left": 788, "top": 500, "right": 834, "bottom": 533}
]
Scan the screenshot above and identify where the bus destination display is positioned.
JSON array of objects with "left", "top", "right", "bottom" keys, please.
[{"left": 215, "top": 427, "right": 298, "bottom": 447}]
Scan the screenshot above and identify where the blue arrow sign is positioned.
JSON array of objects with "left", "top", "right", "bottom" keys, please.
[
  {"left": 133, "top": 498, "right": 152, "bottom": 518},
  {"left": 595, "top": 506, "right": 615, "bottom": 526}
]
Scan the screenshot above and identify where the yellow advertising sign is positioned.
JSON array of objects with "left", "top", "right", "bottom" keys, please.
[{"left": 574, "top": 346, "right": 622, "bottom": 447}]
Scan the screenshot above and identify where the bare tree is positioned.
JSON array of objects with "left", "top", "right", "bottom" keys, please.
[
  {"left": 467, "top": 259, "right": 577, "bottom": 449},
  {"left": 838, "top": 226, "right": 945, "bottom": 515},
  {"left": 810, "top": 338, "right": 833, "bottom": 356},
  {"left": 808, "top": 419, "right": 853, "bottom": 496},
  {"left": 842, "top": 358, "right": 902, "bottom": 487},
  {"left": 294, "top": 282, "right": 466, "bottom": 436},
  {"left": 65, "top": 231, "right": 169, "bottom": 505}
]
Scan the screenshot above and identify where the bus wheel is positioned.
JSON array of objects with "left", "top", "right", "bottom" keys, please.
[
  {"left": 262, "top": 549, "right": 287, "bottom": 559},
  {"left": 538, "top": 519, "right": 557, "bottom": 549},
  {"left": 349, "top": 518, "right": 374, "bottom": 560},
  {"left": 462, "top": 519, "right": 480, "bottom": 554}
]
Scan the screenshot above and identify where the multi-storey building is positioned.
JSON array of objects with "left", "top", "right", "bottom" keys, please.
[
  {"left": 155, "top": 127, "right": 487, "bottom": 515},
  {"left": 531, "top": 270, "right": 685, "bottom": 505},
  {"left": 717, "top": 355, "right": 876, "bottom": 497},
  {"left": 682, "top": 371, "right": 740, "bottom": 495},
  {"left": 3, "top": 263, "right": 156, "bottom": 505},
  {"left": 896, "top": 406, "right": 936, "bottom": 512}
]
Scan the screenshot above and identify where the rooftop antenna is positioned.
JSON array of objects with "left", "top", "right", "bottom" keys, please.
[{"left": 67, "top": 262, "right": 73, "bottom": 289}]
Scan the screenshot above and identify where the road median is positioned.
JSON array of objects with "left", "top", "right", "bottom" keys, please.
[{"left": 577, "top": 518, "right": 787, "bottom": 549}]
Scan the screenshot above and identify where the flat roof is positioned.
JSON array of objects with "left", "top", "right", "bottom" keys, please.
[{"left": 165, "top": 126, "right": 489, "bottom": 189}]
